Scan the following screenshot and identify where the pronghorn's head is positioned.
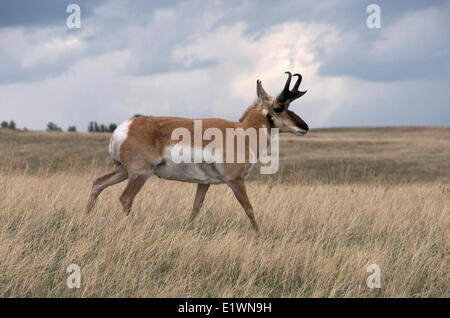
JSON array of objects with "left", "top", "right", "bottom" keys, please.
[{"left": 257, "top": 71, "right": 309, "bottom": 136}]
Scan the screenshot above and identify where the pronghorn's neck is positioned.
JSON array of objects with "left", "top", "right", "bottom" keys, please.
[
  {"left": 238, "top": 100, "right": 274, "bottom": 161},
  {"left": 239, "top": 99, "right": 272, "bottom": 132}
]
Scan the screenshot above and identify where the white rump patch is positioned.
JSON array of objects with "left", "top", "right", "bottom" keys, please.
[{"left": 109, "top": 119, "right": 133, "bottom": 163}]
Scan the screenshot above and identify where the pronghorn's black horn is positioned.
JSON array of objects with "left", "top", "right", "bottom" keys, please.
[
  {"left": 276, "top": 72, "right": 292, "bottom": 104},
  {"left": 292, "top": 73, "right": 302, "bottom": 91},
  {"left": 276, "top": 71, "right": 307, "bottom": 106},
  {"left": 292, "top": 73, "right": 307, "bottom": 99},
  {"left": 282, "top": 71, "right": 292, "bottom": 93}
]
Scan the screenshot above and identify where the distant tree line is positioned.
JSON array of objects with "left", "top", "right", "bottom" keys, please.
[
  {"left": 47, "top": 122, "right": 62, "bottom": 131},
  {"left": 88, "top": 121, "right": 117, "bottom": 133},
  {"left": 1, "top": 120, "right": 17, "bottom": 130},
  {"left": 0, "top": 118, "right": 144, "bottom": 133},
  {"left": 47, "top": 121, "right": 118, "bottom": 133}
]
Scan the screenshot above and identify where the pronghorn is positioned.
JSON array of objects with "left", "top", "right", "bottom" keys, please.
[{"left": 85, "top": 72, "right": 309, "bottom": 232}]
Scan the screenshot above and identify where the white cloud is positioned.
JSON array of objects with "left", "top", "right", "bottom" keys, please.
[
  {"left": 170, "top": 21, "right": 340, "bottom": 123},
  {"left": 22, "top": 37, "right": 85, "bottom": 68}
]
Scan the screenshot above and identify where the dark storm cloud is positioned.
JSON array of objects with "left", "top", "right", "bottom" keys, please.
[
  {"left": 0, "top": 0, "right": 106, "bottom": 27},
  {"left": 315, "top": 0, "right": 450, "bottom": 81}
]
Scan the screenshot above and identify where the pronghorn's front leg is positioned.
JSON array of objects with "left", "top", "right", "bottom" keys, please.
[
  {"left": 226, "top": 178, "right": 260, "bottom": 233},
  {"left": 187, "top": 183, "right": 211, "bottom": 228}
]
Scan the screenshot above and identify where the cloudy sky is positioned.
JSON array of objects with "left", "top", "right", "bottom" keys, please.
[{"left": 0, "top": 0, "right": 449, "bottom": 131}]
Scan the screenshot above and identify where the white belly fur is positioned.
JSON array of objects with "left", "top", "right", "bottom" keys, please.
[{"left": 154, "top": 146, "right": 224, "bottom": 184}]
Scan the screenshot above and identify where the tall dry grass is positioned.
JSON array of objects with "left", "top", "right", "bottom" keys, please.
[{"left": 0, "top": 170, "right": 448, "bottom": 297}]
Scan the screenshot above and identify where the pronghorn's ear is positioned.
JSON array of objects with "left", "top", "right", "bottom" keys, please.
[{"left": 256, "top": 80, "right": 272, "bottom": 110}]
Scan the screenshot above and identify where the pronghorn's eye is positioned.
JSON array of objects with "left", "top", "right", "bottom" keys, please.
[{"left": 274, "top": 107, "right": 283, "bottom": 113}]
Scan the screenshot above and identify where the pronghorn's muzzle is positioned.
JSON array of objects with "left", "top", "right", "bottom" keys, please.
[{"left": 287, "top": 110, "right": 309, "bottom": 134}]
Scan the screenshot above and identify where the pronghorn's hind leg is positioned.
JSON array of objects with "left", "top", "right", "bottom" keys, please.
[
  {"left": 226, "top": 178, "right": 260, "bottom": 233},
  {"left": 119, "top": 170, "right": 153, "bottom": 216},
  {"left": 85, "top": 164, "right": 128, "bottom": 214},
  {"left": 186, "top": 183, "right": 210, "bottom": 229}
]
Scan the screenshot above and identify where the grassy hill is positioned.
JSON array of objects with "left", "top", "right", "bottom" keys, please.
[{"left": 1, "top": 126, "right": 449, "bottom": 183}]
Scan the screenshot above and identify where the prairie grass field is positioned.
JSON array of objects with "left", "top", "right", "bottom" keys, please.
[{"left": 0, "top": 127, "right": 448, "bottom": 297}]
